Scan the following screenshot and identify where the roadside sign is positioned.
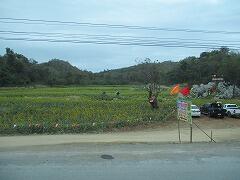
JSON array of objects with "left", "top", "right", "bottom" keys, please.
[
  {"left": 177, "top": 99, "right": 192, "bottom": 124},
  {"left": 212, "top": 74, "right": 224, "bottom": 81},
  {"left": 212, "top": 77, "right": 224, "bottom": 81}
]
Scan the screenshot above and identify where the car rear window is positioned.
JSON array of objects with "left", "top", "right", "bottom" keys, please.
[
  {"left": 191, "top": 105, "right": 199, "bottom": 109},
  {"left": 227, "top": 105, "right": 237, "bottom": 108}
]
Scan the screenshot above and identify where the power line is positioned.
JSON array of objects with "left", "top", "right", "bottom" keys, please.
[
  {"left": 1, "top": 30, "right": 240, "bottom": 49},
  {"left": 1, "top": 17, "right": 240, "bottom": 35},
  {"left": 0, "top": 30, "right": 239, "bottom": 43},
  {"left": 1, "top": 37, "right": 239, "bottom": 50}
]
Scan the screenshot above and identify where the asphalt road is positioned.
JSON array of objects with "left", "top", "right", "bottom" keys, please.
[{"left": 1, "top": 142, "right": 240, "bottom": 180}]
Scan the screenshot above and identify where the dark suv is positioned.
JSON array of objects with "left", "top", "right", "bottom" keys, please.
[{"left": 200, "top": 102, "right": 226, "bottom": 118}]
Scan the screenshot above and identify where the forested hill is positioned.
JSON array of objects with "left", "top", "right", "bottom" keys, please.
[
  {"left": 0, "top": 48, "right": 92, "bottom": 86},
  {"left": 37, "top": 60, "right": 92, "bottom": 85},
  {"left": 0, "top": 47, "right": 239, "bottom": 86},
  {"left": 93, "top": 60, "right": 178, "bottom": 85},
  {"left": 167, "top": 48, "right": 240, "bottom": 86}
]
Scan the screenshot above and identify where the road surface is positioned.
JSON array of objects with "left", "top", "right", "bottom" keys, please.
[
  {"left": 1, "top": 117, "right": 240, "bottom": 180},
  {"left": 1, "top": 142, "right": 240, "bottom": 180}
]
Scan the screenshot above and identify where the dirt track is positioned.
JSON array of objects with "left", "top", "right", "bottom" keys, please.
[{"left": 0, "top": 116, "right": 239, "bottom": 148}]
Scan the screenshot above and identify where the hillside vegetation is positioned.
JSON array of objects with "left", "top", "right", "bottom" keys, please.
[{"left": 0, "top": 47, "right": 239, "bottom": 86}]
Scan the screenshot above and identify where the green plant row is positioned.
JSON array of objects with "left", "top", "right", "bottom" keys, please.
[{"left": 0, "top": 86, "right": 176, "bottom": 134}]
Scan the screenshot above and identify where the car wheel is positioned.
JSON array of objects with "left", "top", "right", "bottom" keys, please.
[
  {"left": 227, "top": 111, "right": 232, "bottom": 117},
  {"left": 208, "top": 112, "right": 211, "bottom": 117}
]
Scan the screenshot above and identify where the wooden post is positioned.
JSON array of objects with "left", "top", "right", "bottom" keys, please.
[
  {"left": 211, "top": 130, "right": 213, "bottom": 142},
  {"left": 178, "top": 118, "right": 181, "bottom": 143},
  {"left": 190, "top": 124, "right": 193, "bottom": 143},
  {"left": 193, "top": 121, "right": 216, "bottom": 143}
]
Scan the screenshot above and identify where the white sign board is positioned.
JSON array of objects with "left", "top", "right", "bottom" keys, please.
[{"left": 177, "top": 100, "right": 192, "bottom": 124}]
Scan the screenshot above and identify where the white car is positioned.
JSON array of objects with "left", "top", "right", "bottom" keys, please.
[
  {"left": 191, "top": 105, "right": 201, "bottom": 117},
  {"left": 223, "top": 104, "right": 240, "bottom": 118}
]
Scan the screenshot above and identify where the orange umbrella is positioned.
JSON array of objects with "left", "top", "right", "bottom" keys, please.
[{"left": 170, "top": 84, "right": 180, "bottom": 95}]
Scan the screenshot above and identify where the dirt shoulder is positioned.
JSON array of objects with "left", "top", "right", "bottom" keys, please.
[{"left": 0, "top": 116, "right": 239, "bottom": 148}]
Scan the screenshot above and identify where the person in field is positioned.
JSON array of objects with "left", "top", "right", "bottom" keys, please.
[
  {"left": 150, "top": 96, "right": 159, "bottom": 109},
  {"left": 148, "top": 90, "right": 158, "bottom": 109}
]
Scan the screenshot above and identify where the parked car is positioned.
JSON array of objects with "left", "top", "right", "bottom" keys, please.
[
  {"left": 191, "top": 105, "right": 201, "bottom": 117},
  {"left": 223, "top": 104, "right": 240, "bottom": 118},
  {"left": 200, "top": 102, "right": 226, "bottom": 118}
]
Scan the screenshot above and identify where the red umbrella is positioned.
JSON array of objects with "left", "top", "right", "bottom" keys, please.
[{"left": 180, "top": 86, "right": 190, "bottom": 96}]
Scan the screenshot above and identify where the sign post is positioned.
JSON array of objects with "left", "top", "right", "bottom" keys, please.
[
  {"left": 178, "top": 117, "right": 181, "bottom": 143},
  {"left": 190, "top": 124, "right": 193, "bottom": 143},
  {"left": 177, "top": 99, "right": 192, "bottom": 143}
]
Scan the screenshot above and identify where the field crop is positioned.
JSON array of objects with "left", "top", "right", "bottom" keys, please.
[
  {"left": 1, "top": 86, "right": 238, "bottom": 135},
  {"left": 0, "top": 86, "right": 176, "bottom": 134}
]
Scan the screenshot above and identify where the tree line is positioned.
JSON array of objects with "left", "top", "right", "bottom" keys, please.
[
  {"left": 0, "top": 47, "right": 239, "bottom": 87},
  {"left": 167, "top": 47, "right": 240, "bottom": 86}
]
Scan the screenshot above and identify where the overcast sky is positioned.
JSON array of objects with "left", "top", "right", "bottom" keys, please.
[{"left": 0, "top": 0, "right": 240, "bottom": 72}]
